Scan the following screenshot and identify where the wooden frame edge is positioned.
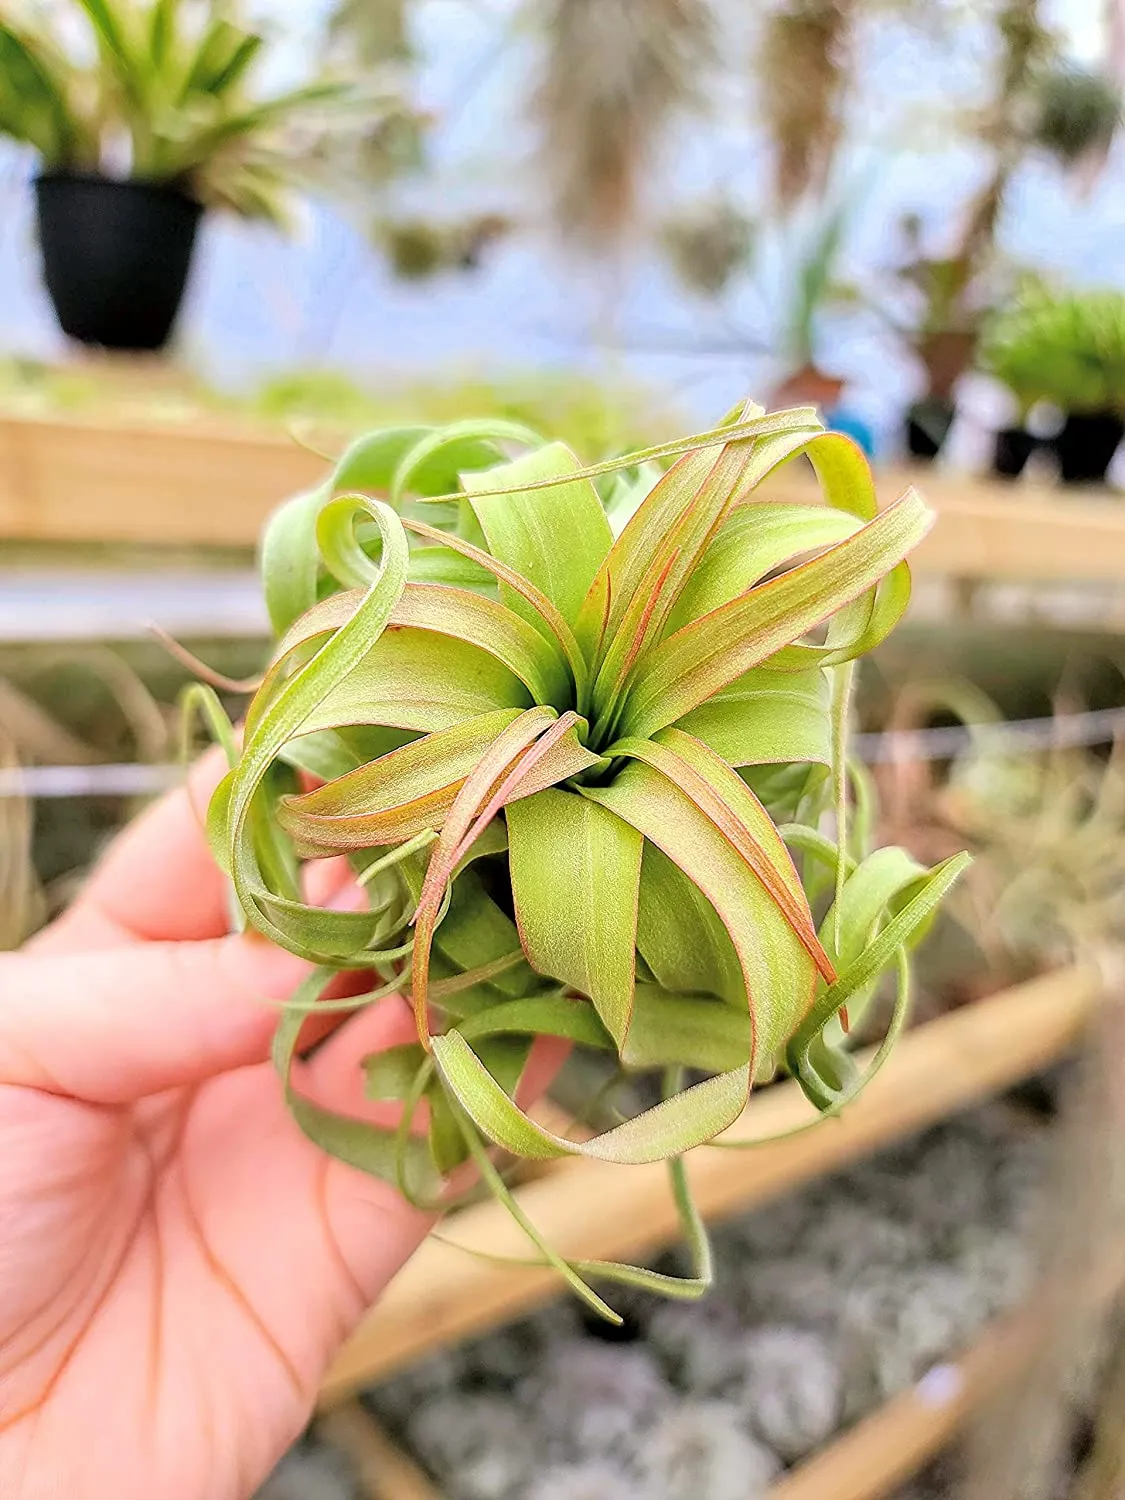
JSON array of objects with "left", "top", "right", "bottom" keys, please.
[{"left": 318, "top": 964, "right": 1103, "bottom": 1405}]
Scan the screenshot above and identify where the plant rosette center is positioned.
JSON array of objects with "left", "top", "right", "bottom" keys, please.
[{"left": 197, "top": 400, "right": 967, "bottom": 1316}]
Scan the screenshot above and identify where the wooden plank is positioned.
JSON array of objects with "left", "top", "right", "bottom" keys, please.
[
  {"left": 1, "top": 411, "right": 1125, "bottom": 586},
  {"left": 762, "top": 464, "right": 1125, "bottom": 585},
  {"left": 318, "top": 1402, "right": 442, "bottom": 1500},
  {"left": 0, "top": 412, "right": 326, "bottom": 546},
  {"left": 318, "top": 965, "right": 1102, "bottom": 1405}
]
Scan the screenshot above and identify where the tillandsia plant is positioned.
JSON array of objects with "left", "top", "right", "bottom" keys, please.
[{"left": 197, "top": 399, "right": 968, "bottom": 1316}]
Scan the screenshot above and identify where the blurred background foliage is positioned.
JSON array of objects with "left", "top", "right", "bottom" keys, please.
[{"left": 0, "top": 0, "right": 1121, "bottom": 428}]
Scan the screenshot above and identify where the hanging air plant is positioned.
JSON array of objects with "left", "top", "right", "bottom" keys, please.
[
  {"left": 758, "top": 0, "right": 854, "bottom": 210},
  {"left": 378, "top": 214, "right": 513, "bottom": 280},
  {"left": 661, "top": 200, "right": 755, "bottom": 297},
  {"left": 327, "top": 0, "right": 413, "bottom": 64},
  {"left": 201, "top": 401, "right": 966, "bottom": 1314},
  {"left": 1031, "top": 64, "right": 1122, "bottom": 170},
  {"left": 534, "top": 0, "right": 717, "bottom": 251},
  {"left": 379, "top": 219, "right": 446, "bottom": 280}
]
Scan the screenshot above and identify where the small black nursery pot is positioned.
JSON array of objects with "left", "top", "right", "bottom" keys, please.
[
  {"left": 35, "top": 172, "right": 203, "bottom": 351},
  {"left": 1052, "top": 411, "right": 1125, "bottom": 485},
  {"left": 992, "top": 426, "right": 1039, "bottom": 479}
]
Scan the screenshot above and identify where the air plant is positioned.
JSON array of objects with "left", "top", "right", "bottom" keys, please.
[
  {"left": 661, "top": 199, "right": 755, "bottom": 298},
  {"left": 533, "top": 0, "right": 717, "bottom": 251},
  {"left": 758, "top": 0, "right": 854, "bottom": 210},
  {"left": 1031, "top": 65, "right": 1122, "bottom": 171},
  {"left": 379, "top": 218, "right": 447, "bottom": 280},
  {"left": 201, "top": 399, "right": 967, "bottom": 1314},
  {"left": 875, "top": 681, "right": 1125, "bottom": 998},
  {"left": 377, "top": 213, "right": 513, "bottom": 281},
  {"left": 980, "top": 281, "right": 1125, "bottom": 418}
]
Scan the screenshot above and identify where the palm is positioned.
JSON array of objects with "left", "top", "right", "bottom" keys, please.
[{"left": 0, "top": 768, "right": 429, "bottom": 1500}]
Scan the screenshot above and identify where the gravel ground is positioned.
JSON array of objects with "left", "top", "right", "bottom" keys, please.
[{"left": 256, "top": 1103, "right": 1055, "bottom": 1500}]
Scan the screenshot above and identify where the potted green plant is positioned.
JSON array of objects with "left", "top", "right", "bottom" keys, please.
[
  {"left": 876, "top": 238, "right": 995, "bottom": 463},
  {"left": 975, "top": 290, "right": 1050, "bottom": 479},
  {"left": 982, "top": 282, "right": 1125, "bottom": 485},
  {"left": 0, "top": 0, "right": 382, "bottom": 351},
  {"left": 193, "top": 399, "right": 966, "bottom": 1310}
]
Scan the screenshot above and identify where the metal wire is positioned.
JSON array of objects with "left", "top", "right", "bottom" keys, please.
[
  {"left": 4, "top": 707, "right": 1125, "bottom": 800},
  {"left": 0, "top": 763, "right": 181, "bottom": 799},
  {"left": 852, "top": 706, "right": 1125, "bottom": 764}
]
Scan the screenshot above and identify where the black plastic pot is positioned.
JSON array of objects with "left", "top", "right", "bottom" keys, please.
[
  {"left": 35, "top": 172, "right": 202, "bottom": 351},
  {"left": 1053, "top": 411, "right": 1125, "bottom": 485},
  {"left": 992, "top": 425, "right": 1038, "bottom": 480},
  {"left": 905, "top": 398, "right": 955, "bottom": 461}
]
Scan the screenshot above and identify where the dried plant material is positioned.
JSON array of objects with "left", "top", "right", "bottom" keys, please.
[
  {"left": 874, "top": 683, "right": 1125, "bottom": 1000},
  {"left": 19, "top": 646, "right": 171, "bottom": 766},
  {"left": 533, "top": 0, "right": 717, "bottom": 251},
  {"left": 758, "top": 0, "right": 854, "bottom": 209},
  {"left": 199, "top": 399, "right": 964, "bottom": 1315},
  {"left": 0, "top": 732, "right": 43, "bottom": 950}
]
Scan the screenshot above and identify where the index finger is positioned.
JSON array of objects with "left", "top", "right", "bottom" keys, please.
[{"left": 36, "top": 748, "right": 232, "bottom": 949}]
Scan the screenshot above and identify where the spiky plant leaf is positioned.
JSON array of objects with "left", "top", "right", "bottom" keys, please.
[{"left": 205, "top": 397, "right": 966, "bottom": 1312}]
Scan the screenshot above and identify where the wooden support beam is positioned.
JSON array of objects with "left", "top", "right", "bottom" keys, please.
[
  {"left": 317, "top": 1402, "right": 442, "bottom": 1500},
  {"left": 2, "top": 411, "right": 1125, "bottom": 586},
  {"left": 318, "top": 965, "right": 1102, "bottom": 1406}
]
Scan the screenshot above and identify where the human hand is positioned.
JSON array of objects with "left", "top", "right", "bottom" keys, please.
[{"left": 0, "top": 760, "right": 440, "bottom": 1500}]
